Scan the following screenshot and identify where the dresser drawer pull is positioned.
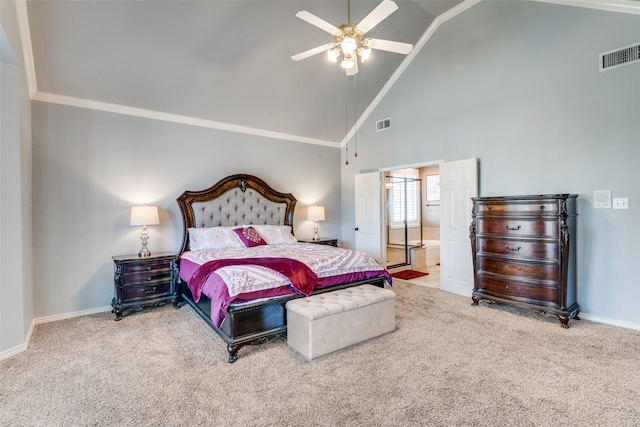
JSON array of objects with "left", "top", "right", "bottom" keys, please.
[
  {"left": 146, "top": 276, "right": 153, "bottom": 281},
  {"left": 505, "top": 225, "right": 521, "bottom": 231},
  {"left": 140, "top": 287, "right": 157, "bottom": 295},
  {"left": 146, "top": 266, "right": 152, "bottom": 271},
  {"left": 504, "top": 266, "right": 522, "bottom": 271},
  {"left": 505, "top": 246, "right": 521, "bottom": 252},
  {"left": 540, "top": 205, "right": 545, "bottom": 210}
]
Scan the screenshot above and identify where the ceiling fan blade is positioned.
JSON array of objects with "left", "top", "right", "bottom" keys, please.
[
  {"left": 296, "top": 11, "right": 341, "bottom": 36},
  {"left": 291, "top": 43, "right": 335, "bottom": 61},
  {"left": 366, "top": 38, "right": 413, "bottom": 55},
  {"left": 356, "top": 0, "right": 399, "bottom": 35},
  {"left": 346, "top": 58, "right": 359, "bottom": 76}
]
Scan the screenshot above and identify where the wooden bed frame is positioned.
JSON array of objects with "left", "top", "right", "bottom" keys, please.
[{"left": 177, "top": 174, "right": 385, "bottom": 363}]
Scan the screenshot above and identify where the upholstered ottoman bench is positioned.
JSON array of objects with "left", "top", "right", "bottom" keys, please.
[{"left": 285, "top": 284, "right": 396, "bottom": 360}]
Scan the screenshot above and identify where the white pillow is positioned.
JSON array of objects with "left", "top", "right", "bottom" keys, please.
[
  {"left": 252, "top": 225, "right": 298, "bottom": 245},
  {"left": 188, "top": 227, "right": 244, "bottom": 251}
]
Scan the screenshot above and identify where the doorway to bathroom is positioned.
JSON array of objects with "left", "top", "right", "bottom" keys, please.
[{"left": 384, "top": 165, "right": 441, "bottom": 271}]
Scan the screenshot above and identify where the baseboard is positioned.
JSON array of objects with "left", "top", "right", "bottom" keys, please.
[
  {"left": 32, "top": 305, "right": 112, "bottom": 325},
  {"left": 1, "top": 306, "right": 112, "bottom": 361},
  {"left": 0, "top": 342, "right": 28, "bottom": 361},
  {"left": 579, "top": 312, "right": 640, "bottom": 331}
]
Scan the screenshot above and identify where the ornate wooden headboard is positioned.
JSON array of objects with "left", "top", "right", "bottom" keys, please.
[{"left": 176, "top": 174, "right": 297, "bottom": 254}]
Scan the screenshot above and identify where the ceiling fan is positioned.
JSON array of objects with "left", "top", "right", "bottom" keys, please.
[{"left": 291, "top": 0, "right": 413, "bottom": 76}]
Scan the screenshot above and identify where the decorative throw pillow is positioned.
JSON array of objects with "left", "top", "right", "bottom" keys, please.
[
  {"left": 252, "top": 224, "right": 298, "bottom": 245},
  {"left": 233, "top": 226, "right": 268, "bottom": 247},
  {"left": 188, "top": 227, "right": 244, "bottom": 251}
]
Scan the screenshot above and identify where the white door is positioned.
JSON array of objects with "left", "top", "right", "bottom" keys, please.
[
  {"left": 354, "top": 172, "right": 383, "bottom": 263},
  {"left": 440, "top": 158, "right": 478, "bottom": 297}
]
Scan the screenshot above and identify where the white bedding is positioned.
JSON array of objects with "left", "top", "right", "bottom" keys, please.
[{"left": 181, "top": 242, "right": 387, "bottom": 297}]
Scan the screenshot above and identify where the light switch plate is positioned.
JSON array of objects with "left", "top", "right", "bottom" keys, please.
[
  {"left": 613, "top": 197, "right": 629, "bottom": 209},
  {"left": 593, "top": 190, "right": 612, "bottom": 209}
]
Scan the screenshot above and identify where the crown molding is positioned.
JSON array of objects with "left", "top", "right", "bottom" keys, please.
[
  {"left": 16, "top": 0, "right": 36, "bottom": 98},
  {"left": 33, "top": 92, "right": 341, "bottom": 147},
  {"left": 531, "top": 0, "right": 640, "bottom": 15}
]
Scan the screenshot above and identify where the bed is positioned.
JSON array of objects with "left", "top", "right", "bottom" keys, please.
[{"left": 177, "top": 174, "right": 392, "bottom": 362}]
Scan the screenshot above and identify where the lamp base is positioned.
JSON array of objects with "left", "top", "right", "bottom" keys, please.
[
  {"left": 313, "top": 222, "right": 320, "bottom": 241},
  {"left": 138, "top": 247, "right": 151, "bottom": 258},
  {"left": 138, "top": 226, "right": 151, "bottom": 257}
]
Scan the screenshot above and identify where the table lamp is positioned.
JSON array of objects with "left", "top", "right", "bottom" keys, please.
[
  {"left": 307, "top": 206, "right": 325, "bottom": 241},
  {"left": 130, "top": 205, "right": 160, "bottom": 257}
]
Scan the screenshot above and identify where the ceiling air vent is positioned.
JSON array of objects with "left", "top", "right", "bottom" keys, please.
[
  {"left": 376, "top": 118, "right": 391, "bottom": 132},
  {"left": 599, "top": 42, "right": 640, "bottom": 71}
]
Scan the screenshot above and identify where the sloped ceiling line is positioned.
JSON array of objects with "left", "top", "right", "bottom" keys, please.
[{"left": 17, "top": 0, "right": 640, "bottom": 148}]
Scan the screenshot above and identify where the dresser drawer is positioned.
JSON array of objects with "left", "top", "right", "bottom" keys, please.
[
  {"left": 122, "top": 281, "right": 173, "bottom": 302},
  {"left": 122, "top": 269, "right": 172, "bottom": 286},
  {"left": 122, "top": 260, "right": 172, "bottom": 275},
  {"left": 476, "top": 276, "right": 558, "bottom": 304},
  {"left": 477, "top": 237, "right": 558, "bottom": 261},
  {"left": 476, "top": 201, "right": 559, "bottom": 215},
  {"left": 476, "top": 218, "right": 558, "bottom": 238},
  {"left": 478, "top": 257, "right": 558, "bottom": 282}
]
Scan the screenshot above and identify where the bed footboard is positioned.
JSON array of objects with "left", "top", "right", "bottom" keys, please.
[{"left": 180, "top": 277, "right": 386, "bottom": 363}]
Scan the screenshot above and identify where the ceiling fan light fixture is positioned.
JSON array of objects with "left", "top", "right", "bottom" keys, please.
[
  {"left": 341, "top": 56, "right": 355, "bottom": 69},
  {"left": 292, "top": 0, "right": 413, "bottom": 76},
  {"left": 327, "top": 48, "right": 340, "bottom": 63},
  {"left": 341, "top": 37, "right": 358, "bottom": 55},
  {"left": 358, "top": 47, "right": 371, "bottom": 62}
]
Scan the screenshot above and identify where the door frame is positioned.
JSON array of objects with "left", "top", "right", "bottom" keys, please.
[{"left": 380, "top": 160, "right": 443, "bottom": 271}]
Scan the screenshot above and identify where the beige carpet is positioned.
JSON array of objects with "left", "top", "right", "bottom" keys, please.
[{"left": 2, "top": 280, "right": 640, "bottom": 426}]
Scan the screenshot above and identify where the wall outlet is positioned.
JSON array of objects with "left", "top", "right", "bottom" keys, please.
[
  {"left": 593, "top": 190, "right": 612, "bottom": 209},
  {"left": 613, "top": 197, "right": 629, "bottom": 209}
]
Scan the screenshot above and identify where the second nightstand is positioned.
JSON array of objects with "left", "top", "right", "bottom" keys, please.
[
  {"left": 298, "top": 238, "right": 339, "bottom": 247},
  {"left": 111, "top": 252, "right": 180, "bottom": 320}
]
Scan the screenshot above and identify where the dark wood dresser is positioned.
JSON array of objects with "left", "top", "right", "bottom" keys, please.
[
  {"left": 111, "top": 252, "right": 180, "bottom": 320},
  {"left": 469, "top": 194, "right": 579, "bottom": 327}
]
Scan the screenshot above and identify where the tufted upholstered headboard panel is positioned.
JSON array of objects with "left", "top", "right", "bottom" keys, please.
[{"left": 177, "top": 174, "right": 297, "bottom": 254}]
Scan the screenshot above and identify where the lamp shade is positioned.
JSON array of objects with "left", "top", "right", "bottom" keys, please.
[
  {"left": 307, "top": 206, "right": 325, "bottom": 222},
  {"left": 130, "top": 205, "right": 160, "bottom": 226}
]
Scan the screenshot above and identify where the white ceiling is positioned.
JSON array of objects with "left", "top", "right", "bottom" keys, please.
[
  {"left": 23, "top": 0, "right": 640, "bottom": 146},
  {"left": 25, "top": 0, "right": 462, "bottom": 145}
]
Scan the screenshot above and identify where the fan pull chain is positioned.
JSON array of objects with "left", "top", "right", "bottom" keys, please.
[{"left": 344, "top": 74, "right": 349, "bottom": 166}]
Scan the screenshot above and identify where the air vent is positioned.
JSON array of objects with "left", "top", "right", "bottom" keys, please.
[
  {"left": 600, "top": 42, "right": 640, "bottom": 71},
  {"left": 376, "top": 118, "right": 391, "bottom": 132}
]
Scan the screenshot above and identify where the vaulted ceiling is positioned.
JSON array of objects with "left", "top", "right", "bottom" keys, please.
[
  {"left": 25, "top": 0, "right": 462, "bottom": 146},
  {"left": 22, "top": 0, "right": 639, "bottom": 146}
]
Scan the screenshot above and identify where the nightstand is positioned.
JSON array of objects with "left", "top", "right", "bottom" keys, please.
[
  {"left": 298, "top": 238, "right": 339, "bottom": 247},
  {"left": 111, "top": 252, "right": 180, "bottom": 320}
]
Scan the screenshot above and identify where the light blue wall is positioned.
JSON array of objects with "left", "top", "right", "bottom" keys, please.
[
  {"left": 341, "top": 2, "right": 640, "bottom": 325},
  {"left": 0, "top": 1, "right": 34, "bottom": 357},
  {"left": 32, "top": 102, "right": 341, "bottom": 317}
]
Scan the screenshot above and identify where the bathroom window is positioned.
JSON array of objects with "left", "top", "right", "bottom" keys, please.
[
  {"left": 426, "top": 174, "right": 440, "bottom": 202},
  {"left": 389, "top": 172, "right": 420, "bottom": 228}
]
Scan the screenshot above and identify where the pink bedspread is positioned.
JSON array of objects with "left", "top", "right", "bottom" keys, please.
[
  {"left": 180, "top": 243, "right": 392, "bottom": 327},
  {"left": 187, "top": 257, "right": 318, "bottom": 302}
]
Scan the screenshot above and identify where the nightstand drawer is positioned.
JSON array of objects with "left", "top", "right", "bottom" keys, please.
[
  {"left": 122, "top": 260, "right": 172, "bottom": 275},
  {"left": 122, "top": 270, "right": 172, "bottom": 286},
  {"left": 122, "top": 281, "right": 173, "bottom": 301}
]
